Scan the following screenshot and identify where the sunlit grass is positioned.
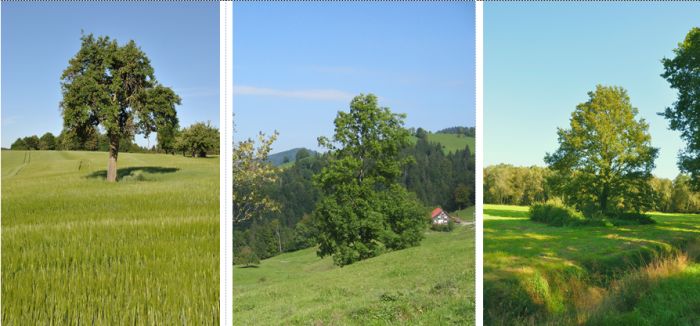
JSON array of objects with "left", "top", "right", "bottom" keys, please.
[
  {"left": 2, "top": 150, "right": 219, "bottom": 324},
  {"left": 233, "top": 223, "right": 475, "bottom": 325},
  {"left": 484, "top": 204, "right": 700, "bottom": 325}
]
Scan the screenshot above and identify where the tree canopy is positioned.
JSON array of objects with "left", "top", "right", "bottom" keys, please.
[
  {"left": 313, "top": 94, "right": 426, "bottom": 266},
  {"left": 60, "top": 33, "right": 180, "bottom": 181},
  {"left": 175, "top": 122, "right": 219, "bottom": 157},
  {"left": 661, "top": 27, "right": 700, "bottom": 186},
  {"left": 233, "top": 131, "right": 280, "bottom": 223},
  {"left": 545, "top": 85, "right": 658, "bottom": 216}
]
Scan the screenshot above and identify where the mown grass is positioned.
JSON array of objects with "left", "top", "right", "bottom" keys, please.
[
  {"left": 233, "top": 222, "right": 475, "bottom": 325},
  {"left": 409, "top": 133, "right": 475, "bottom": 154},
  {"left": 484, "top": 204, "right": 700, "bottom": 325},
  {"left": 2, "top": 150, "right": 219, "bottom": 324}
]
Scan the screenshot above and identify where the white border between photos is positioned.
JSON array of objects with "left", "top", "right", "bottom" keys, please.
[
  {"left": 475, "top": 1, "right": 484, "bottom": 325},
  {"left": 220, "top": 1, "right": 233, "bottom": 325}
]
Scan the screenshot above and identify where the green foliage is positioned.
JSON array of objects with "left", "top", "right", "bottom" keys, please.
[
  {"left": 60, "top": 33, "right": 180, "bottom": 181},
  {"left": 233, "top": 221, "right": 474, "bottom": 325},
  {"left": 232, "top": 131, "right": 279, "bottom": 223},
  {"left": 529, "top": 200, "right": 587, "bottom": 227},
  {"left": 431, "top": 219, "right": 456, "bottom": 232},
  {"left": 484, "top": 164, "right": 551, "bottom": 206},
  {"left": 175, "top": 121, "right": 219, "bottom": 157},
  {"left": 314, "top": 94, "right": 426, "bottom": 266},
  {"left": 295, "top": 148, "right": 310, "bottom": 161},
  {"left": 1, "top": 151, "right": 218, "bottom": 324},
  {"left": 661, "top": 27, "right": 700, "bottom": 187},
  {"left": 235, "top": 246, "right": 261, "bottom": 267},
  {"left": 38, "top": 132, "right": 57, "bottom": 150},
  {"left": 545, "top": 85, "right": 658, "bottom": 216}
]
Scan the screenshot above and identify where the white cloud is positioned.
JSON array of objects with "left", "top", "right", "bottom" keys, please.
[{"left": 233, "top": 85, "right": 353, "bottom": 101}]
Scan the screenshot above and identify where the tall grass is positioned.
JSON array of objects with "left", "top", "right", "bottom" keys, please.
[{"left": 2, "top": 150, "right": 219, "bottom": 324}]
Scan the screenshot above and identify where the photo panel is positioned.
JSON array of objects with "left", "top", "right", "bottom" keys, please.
[
  {"left": 232, "top": 1, "right": 477, "bottom": 324},
  {"left": 2, "top": 2, "right": 220, "bottom": 324}
]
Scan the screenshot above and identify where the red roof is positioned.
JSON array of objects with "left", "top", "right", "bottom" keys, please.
[{"left": 431, "top": 207, "right": 444, "bottom": 218}]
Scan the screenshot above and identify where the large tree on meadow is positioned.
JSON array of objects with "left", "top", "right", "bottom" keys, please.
[
  {"left": 545, "top": 85, "right": 658, "bottom": 216},
  {"left": 313, "top": 94, "right": 425, "bottom": 267},
  {"left": 661, "top": 27, "right": 700, "bottom": 186},
  {"left": 60, "top": 34, "right": 180, "bottom": 181}
]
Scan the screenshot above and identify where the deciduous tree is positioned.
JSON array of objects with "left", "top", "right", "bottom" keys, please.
[
  {"left": 545, "top": 85, "right": 658, "bottom": 216},
  {"left": 60, "top": 34, "right": 180, "bottom": 181},
  {"left": 313, "top": 94, "right": 426, "bottom": 266}
]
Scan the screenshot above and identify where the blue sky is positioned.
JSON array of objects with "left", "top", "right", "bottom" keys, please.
[
  {"left": 485, "top": 2, "right": 700, "bottom": 179},
  {"left": 1, "top": 2, "right": 218, "bottom": 148},
  {"left": 233, "top": 2, "right": 475, "bottom": 153}
]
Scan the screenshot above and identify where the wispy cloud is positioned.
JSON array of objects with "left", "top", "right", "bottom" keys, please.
[{"left": 233, "top": 85, "right": 353, "bottom": 101}]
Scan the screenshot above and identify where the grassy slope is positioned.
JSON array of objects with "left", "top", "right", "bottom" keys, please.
[
  {"left": 233, "top": 224, "right": 475, "bottom": 325},
  {"left": 2, "top": 150, "right": 219, "bottom": 324},
  {"left": 426, "top": 133, "right": 475, "bottom": 154},
  {"left": 484, "top": 204, "right": 700, "bottom": 325}
]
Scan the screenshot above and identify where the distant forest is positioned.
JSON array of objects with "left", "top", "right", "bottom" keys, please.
[
  {"left": 484, "top": 164, "right": 700, "bottom": 214},
  {"left": 234, "top": 127, "right": 475, "bottom": 262}
]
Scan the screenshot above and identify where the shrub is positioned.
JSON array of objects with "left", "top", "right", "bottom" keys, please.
[
  {"left": 431, "top": 219, "right": 455, "bottom": 232},
  {"left": 529, "top": 200, "right": 585, "bottom": 227},
  {"left": 610, "top": 212, "right": 656, "bottom": 225}
]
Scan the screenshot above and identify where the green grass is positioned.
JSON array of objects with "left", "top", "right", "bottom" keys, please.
[
  {"left": 484, "top": 204, "right": 700, "bottom": 325},
  {"left": 426, "top": 133, "right": 474, "bottom": 154},
  {"left": 233, "top": 224, "right": 475, "bottom": 325},
  {"left": 452, "top": 206, "right": 476, "bottom": 222},
  {"left": 2, "top": 150, "right": 219, "bottom": 324},
  {"left": 410, "top": 133, "right": 475, "bottom": 154}
]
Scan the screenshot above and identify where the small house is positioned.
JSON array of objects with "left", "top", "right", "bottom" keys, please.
[{"left": 431, "top": 207, "right": 451, "bottom": 225}]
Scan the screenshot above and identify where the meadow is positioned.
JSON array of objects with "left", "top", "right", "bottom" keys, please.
[
  {"left": 2, "top": 150, "right": 219, "bottom": 324},
  {"left": 233, "top": 216, "right": 475, "bottom": 325},
  {"left": 484, "top": 204, "right": 700, "bottom": 325},
  {"left": 425, "top": 133, "right": 475, "bottom": 154}
]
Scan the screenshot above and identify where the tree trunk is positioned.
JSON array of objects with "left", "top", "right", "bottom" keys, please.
[
  {"left": 599, "top": 183, "right": 609, "bottom": 215},
  {"left": 107, "top": 134, "right": 120, "bottom": 182}
]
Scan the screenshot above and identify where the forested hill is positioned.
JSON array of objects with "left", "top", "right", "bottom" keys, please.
[
  {"left": 267, "top": 148, "right": 319, "bottom": 166},
  {"left": 234, "top": 127, "right": 476, "bottom": 263}
]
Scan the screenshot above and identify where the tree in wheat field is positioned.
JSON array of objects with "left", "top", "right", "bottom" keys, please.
[{"left": 60, "top": 34, "right": 180, "bottom": 182}]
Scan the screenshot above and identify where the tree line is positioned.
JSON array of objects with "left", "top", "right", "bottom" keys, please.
[
  {"left": 484, "top": 164, "right": 700, "bottom": 214},
  {"left": 9, "top": 122, "right": 219, "bottom": 157}
]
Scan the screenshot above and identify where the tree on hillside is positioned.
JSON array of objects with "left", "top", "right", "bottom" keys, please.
[
  {"left": 60, "top": 33, "right": 180, "bottom": 182},
  {"left": 39, "top": 132, "right": 57, "bottom": 150},
  {"left": 313, "top": 94, "right": 426, "bottom": 267},
  {"left": 545, "top": 85, "right": 658, "bottom": 216},
  {"left": 233, "top": 131, "right": 280, "bottom": 223},
  {"left": 661, "top": 27, "right": 700, "bottom": 186},
  {"left": 176, "top": 122, "right": 218, "bottom": 157}
]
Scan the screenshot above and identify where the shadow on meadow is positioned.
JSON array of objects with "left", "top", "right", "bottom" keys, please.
[
  {"left": 85, "top": 166, "right": 180, "bottom": 181},
  {"left": 484, "top": 206, "right": 700, "bottom": 325}
]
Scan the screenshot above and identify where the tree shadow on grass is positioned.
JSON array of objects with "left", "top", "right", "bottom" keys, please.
[
  {"left": 85, "top": 166, "right": 180, "bottom": 181},
  {"left": 238, "top": 265, "right": 260, "bottom": 269}
]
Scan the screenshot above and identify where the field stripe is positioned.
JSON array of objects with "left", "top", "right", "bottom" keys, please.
[{"left": 4, "top": 215, "right": 215, "bottom": 233}]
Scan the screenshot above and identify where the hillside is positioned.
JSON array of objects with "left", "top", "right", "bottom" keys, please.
[
  {"left": 409, "top": 133, "right": 475, "bottom": 154},
  {"left": 2, "top": 150, "right": 219, "bottom": 324},
  {"left": 233, "top": 222, "right": 475, "bottom": 325},
  {"left": 267, "top": 147, "right": 318, "bottom": 167}
]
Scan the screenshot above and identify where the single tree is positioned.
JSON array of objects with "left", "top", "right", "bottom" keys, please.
[
  {"left": 454, "top": 183, "right": 472, "bottom": 210},
  {"left": 232, "top": 131, "right": 280, "bottom": 222},
  {"left": 545, "top": 85, "right": 658, "bottom": 216},
  {"left": 661, "top": 27, "right": 700, "bottom": 186},
  {"left": 157, "top": 124, "right": 180, "bottom": 154},
  {"left": 235, "top": 246, "right": 260, "bottom": 267},
  {"left": 175, "top": 122, "right": 219, "bottom": 157},
  {"left": 313, "top": 94, "right": 426, "bottom": 266},
  {"left": 60, "top": 33, "right": 180, "bottom": 181},
  {"left": 39, "top": 132, "right": 57, "bottom": 150}
]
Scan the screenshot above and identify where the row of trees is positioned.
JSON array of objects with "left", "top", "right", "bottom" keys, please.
[
  {"left": 9, "top": 122, "right": 219, "bottom": 157},
  {"left": 484, "top": 164, "right": 700, "bottom": 214}
]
